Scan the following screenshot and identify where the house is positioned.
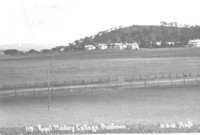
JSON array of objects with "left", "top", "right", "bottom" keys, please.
[
  {"left": 84, "top": 45, "right": 96, "bottom": 51},
  {"left": 166, "top": 42, "right": 175, "bottom": 46},
  {"left": 97, "top": 44, "right": 108, "bottom": 50},
  {"left": 112, "top": 43, "right": 127, "bottom": 50},
  {"left": 0, "top": 50, "right": 5, "bottom": 56},
  {"left": 127, "top": 43, "right": 139, "bottom": 50},
  {"left": 188, "top": 39, "right": 200, "bottom": 47},
  {"left": 155, "top": 42, "right": 162, "bottom": 46}
]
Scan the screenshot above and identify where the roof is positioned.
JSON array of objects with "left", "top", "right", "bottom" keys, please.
[{"left": 189, "top": 39, "right": 200, "bottom": 42}]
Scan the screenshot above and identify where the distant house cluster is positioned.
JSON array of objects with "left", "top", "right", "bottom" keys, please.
[
  {"left": 149, "top": 41, "right": 182, "bottom": 48},
  {"left": 160, "top": 22, "right": 190, "bottom": 28},
  {"left": 84, "top": 43, "right": 139, "bottom": 51}
]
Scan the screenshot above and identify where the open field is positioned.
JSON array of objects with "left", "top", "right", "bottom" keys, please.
[
  {"left": 1, "top": 48, "right": 200, "bottom": 133},
  {"left": 0, "top": 48, "right": 200, "bottom": 86},
  {"left": 0, "top": 85, "right": 200, "bottom": 128}
]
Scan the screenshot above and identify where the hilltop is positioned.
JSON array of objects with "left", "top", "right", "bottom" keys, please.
[{"left": 70, "top": 24, "right": 200, "bottom": 49}]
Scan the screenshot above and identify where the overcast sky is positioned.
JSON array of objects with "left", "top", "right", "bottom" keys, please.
[{"left": 0, "top": 0, "right": 200, "bottom": 46}]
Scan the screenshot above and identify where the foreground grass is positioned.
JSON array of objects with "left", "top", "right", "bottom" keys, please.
[{"left": 0, "top": 86, "right": 200, "bottom": 128}]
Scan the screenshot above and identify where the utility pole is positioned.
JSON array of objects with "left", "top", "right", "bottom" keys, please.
[
  {"left": 47, "top": 70, "right": 50, "bottom": 111},
  {"left": 47, "top": 54, "right": 53, "bottom": 111}
]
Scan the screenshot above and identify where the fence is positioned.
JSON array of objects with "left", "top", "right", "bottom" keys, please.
[
  {"left": 1, "top": 72, "right": 199, "bottom": 91},
  {"left": 0, "top": 72, "right": 200, "bottom": 98}
]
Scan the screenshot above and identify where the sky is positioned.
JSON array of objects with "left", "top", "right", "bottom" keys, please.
[{"left": 0, "top": 0, "right": 200, "bottom": 47}]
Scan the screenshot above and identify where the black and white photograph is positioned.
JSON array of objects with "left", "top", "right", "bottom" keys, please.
[{"left": 0, "top": 0, "right": 200, "bottom": 134}]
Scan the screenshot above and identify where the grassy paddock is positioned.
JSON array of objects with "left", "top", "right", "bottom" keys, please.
[
  {"left": 0, "top": 85, "right": 200, "bottom": 128},
  {"left": 0, "top": 48, "right": 200, "bottom": 86}
]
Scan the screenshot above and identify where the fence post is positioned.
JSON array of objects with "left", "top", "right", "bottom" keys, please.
[
  {"left": 132, "top": 76, "right": 134, "bottom": 81},
  {"left": 130, "top": 81, "right": 132, "bottom": 88},
  {"left": 64, "top": 81, "right": 67, "bottom": 86},
  {"left": 171, "top": 79, "right": 173, "bottom": 87},
  {"left": 116, "top": 76, "right": 118, "bottom": 81},
  {"left": 54, "top": 81, "right": 57, "bottom": 87},
  {"left": 162, "top": 74, "right": 164, "bottom": 79},
  {"left": 33, "top": 88, "right": 35, "bottom": 96},
  {"left": 140, "top": 75, "right": 142, "bottom": 80},
  {"left": 85, "top": 84, "right": 87, "bottom": 92},
  {"left": 176, "top": 74, "right": 178, "bottom": 78},
  {"left": 82, "top": 80, "right": 84, "bottom": 85},
  {"left": 91, "top": 78, "right": 93, "bottom": 84},
  {"left": 155, "top": 74, "right": 157, "bottom": 79},
  {"left": 169, "top": 73, "right": 171, "bottom": 78},
  {"left": 14, "top": 84, "right": 16, "bottom": 97},
  {"left": 196, "top": 76, "right": 198, "bottom": 84},
  {"left": 67, "top": 85, "right": 70, "bottom": 94},
  {"left": 189, "top": 73, "right": 192, "bottom": 77},
  {"left": 73, "top": 80, "right": 75, "bottom": 85},
  {"left": 35, "top": 83, "right": 37, "bottom": 88},
  {"left": 52, "top": 88, "right": 53, "bottom": 95},
  {"left": 144, "top": 79, "right": 146, "bottom": 88},
  {"left": 115, "top": 81, "right": 118, "bottom": 88}
]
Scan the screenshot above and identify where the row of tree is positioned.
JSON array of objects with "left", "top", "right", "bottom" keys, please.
[{"left": 2, "top": 46, "right": 75, "bottom": 55}]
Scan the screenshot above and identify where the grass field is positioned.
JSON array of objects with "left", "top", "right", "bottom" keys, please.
[
  {"left": 1, "top": 48, "right": 200, "bottom": 134},
  {"left": 0, "top": 85, "right": 200, "bottom": 128},
  {"left": 0, "top": 48, "right": 200, "bottom": 86}
]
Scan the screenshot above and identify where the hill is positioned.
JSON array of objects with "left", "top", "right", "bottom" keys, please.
[{"left": 70, "top": 24, "right": 200, "bottom": 49}]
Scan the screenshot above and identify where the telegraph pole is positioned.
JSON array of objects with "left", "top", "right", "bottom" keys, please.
[
  {"left": 47, "top": 54, "right": 53, "bottom": 111},
  {"left": 47, "top": 70, "right": 50, "bottom": 111}
]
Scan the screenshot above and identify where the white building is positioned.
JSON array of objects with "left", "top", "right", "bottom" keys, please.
[
  {"left": 127, "top": 43, "right": 139, "bottom": 50},
  {"left": 188, "top": 39, "right": 200, "bottom": 47},
  {"left": 84, "top": 45, "right": 96, "bottom": 50},
  {"left": 97, "top": 44, "right": 108, "bottom": 50},
  {"left": 113, "top": 43, "right": 127, "bottom": 50},
  {"left": 156, "top": 42, "right": 162, "bottom": 46},
  {"left": 166, "top": 42, "right": 175, "bottom": 46}
]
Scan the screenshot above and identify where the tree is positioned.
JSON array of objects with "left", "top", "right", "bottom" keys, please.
[
  {"left": 28, "top": 49, "right": 37, "bottom": 54},
  {"left": 42, "top": 49, "right": 51, "bottom": 53},
  {"left": 161, "top": 27, "right": 170, "bottom": 41},
  {"left": 147, "top": 36, "right": 153, "bottom": 48},
  {"left": 160, "top": 21, "right": 167, "bottom": 26},
  {"left": 4, "top": 49, "right": 20, "bottom": 55}
]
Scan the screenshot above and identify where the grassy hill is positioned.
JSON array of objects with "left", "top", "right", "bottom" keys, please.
[{"left": 71, "top": 25, "right": 200, "bottom": 49}]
